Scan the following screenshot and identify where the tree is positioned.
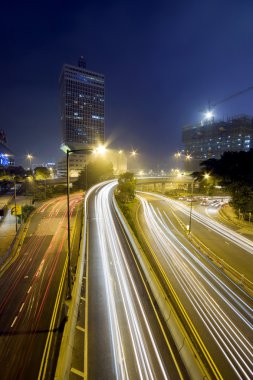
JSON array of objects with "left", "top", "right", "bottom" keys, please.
[
  {"left": 200, "top": 149, "right": 253, "bottom": 214},
  {"left": 0, "top": 166, "right": 26, "bottom": 180},
  {"left": 117, "top": 172, "right": 136, "bottom": 202},
  {"left": 34, "top": 167, "right": 51, "bottom": 180},
  {"left": 74, "top": 158, "right": 114, "bottom": 190}
]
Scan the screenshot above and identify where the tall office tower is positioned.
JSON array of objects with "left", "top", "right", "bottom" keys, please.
[{"left": 60, "top": 56, "right": 105, "bottom": 150}]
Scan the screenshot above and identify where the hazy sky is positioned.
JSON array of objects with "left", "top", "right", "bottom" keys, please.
[{"left": 1, "top": 0, "right": 253, "bottom": 168}]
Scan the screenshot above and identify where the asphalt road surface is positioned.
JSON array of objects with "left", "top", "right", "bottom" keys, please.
[
  {"left": 136, "top": 192, "right": 253, "bottom": 380},
  {"left": 0, "top": 193, "right": 83, "bottom": 380},
  {"left": 85, "top": 182, "right": 189, "bottom": 380}
]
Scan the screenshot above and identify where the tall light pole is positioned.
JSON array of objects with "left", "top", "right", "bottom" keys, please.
[
  {"left": 27, "top": 153, "right": 33, "bottom": 172},
  {"left": 65, "top": 145, "right": 106, "bottom": 299},
  {"left": 188, "top": 179, "right": 195, "bottom": 235},
  {"left": 188, "top": 173, "right": 211, "bottom": 235},
  {"left": 14, "top": 178, "right": 18, "bottom": 232}
]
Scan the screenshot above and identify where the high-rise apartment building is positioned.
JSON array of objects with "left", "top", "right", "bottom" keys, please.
[
  {"left": 59, "top": 57, "right": 105, "bottom": 150},
  {"left": 182, "top": 115, "right": 253, "bottom": 165}
]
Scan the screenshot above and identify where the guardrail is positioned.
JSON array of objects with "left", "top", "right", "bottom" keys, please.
[{"left": 189, "top": 232, "right": 253, "bottom": 296}]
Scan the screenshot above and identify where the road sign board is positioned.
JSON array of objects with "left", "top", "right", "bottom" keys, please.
[{"left": 10, "top": 204, "right": 22, "bottom": 216}]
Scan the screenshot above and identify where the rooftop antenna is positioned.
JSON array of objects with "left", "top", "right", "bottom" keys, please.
[{"left": 78, "top": 56, "right": 86, "bottom": 68}]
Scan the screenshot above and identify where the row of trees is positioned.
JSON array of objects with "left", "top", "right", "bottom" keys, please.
[
  {"left": 198, "top": 149, "right": 253, "bottom": 215},
  {"left": 0, "top": 166, "right": 52, "bottom": 181},
  {"left": 74, "top": 157, "right": 114, "bottom": 190}
]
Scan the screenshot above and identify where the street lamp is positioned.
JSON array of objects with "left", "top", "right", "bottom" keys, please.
[
  {"left": 204, "top": 110, "right": 214, "bottom": 120},
  {"left": 187, "top": 173, "right": 211, "bottom": 234},
  {"left": 94, "top": 144, "right": 106, "bottom": 155},
  {"left": 27, "top": 153, "right": 33, "bottom": 172},
  {"left": 187, "top": 179, "right": 196, "bottom": 235},
  {"left": 65, "top": 145, "right": 106, "bottom": 299},
  {"left": 13, "top": 177, "right": 18, "bottom": 232}
]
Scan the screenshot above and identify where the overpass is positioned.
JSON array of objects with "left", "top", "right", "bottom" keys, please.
[{"left": 135, "top": 176, "right": 193, "bottom": 194}]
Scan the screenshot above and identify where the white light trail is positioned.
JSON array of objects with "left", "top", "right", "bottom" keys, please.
[
  {"left": 94, "top": 183, "right": 169, "bottom": 379},
  {"left": 137, "top": 193, "right": 253, "bottom": 380}
]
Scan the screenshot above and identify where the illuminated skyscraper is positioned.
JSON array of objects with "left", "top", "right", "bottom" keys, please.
[{"left": 60, "top": 57, "right": 105, "bottom": 150}]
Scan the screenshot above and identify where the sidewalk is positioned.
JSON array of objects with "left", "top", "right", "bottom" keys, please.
[{"left": 0, "top": 195, "right": 32, "bottom": 264}]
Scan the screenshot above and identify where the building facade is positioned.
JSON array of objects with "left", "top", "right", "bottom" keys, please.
[
  {"left": 59, "top": 57, "right": 105, "bottom": 150},
  {"left": 0, "top": 130, "right": 15, "bottom": 166},
  {"left": 182, "top": 115, "right": 253, "bottom": 166}
]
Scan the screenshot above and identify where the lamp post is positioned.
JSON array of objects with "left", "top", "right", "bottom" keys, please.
[
  {"left": 118, "top": 150, "right": 123, "bottom": 174},
  {"left": 27, "top": 153, "right": 33, "bottom": 172},
  {"left": 188, "top": 173, "right": 210, "bottom": 235},
  {"left": 65, "top": 145, "right": 106, "bottom": 299},
  {"left": 14, "top": 178, "right": 18, "bottom": 232},
  {"left": 188, "top": 179, "right": 195, "bottom": 235}
]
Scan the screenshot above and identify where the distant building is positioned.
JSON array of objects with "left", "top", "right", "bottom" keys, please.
[
  {"left": 57, "top": 149, "right": 127, "bottom": 178},
  {"left": 59, "top": 56, "right": 105, "bottom": 151},
  {"left": 57, "top": 154, "right": 87, "bottom": 178},
  {"left": 0, "top": 130, "right": 15, "bottom": 166},
  {"left": 182, "top": 115, "right": 253, "bottom": 169}
]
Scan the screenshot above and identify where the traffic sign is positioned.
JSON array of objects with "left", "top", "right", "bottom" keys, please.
[{"left": 10, "top": 205, "right": 22, "bottom": 216}]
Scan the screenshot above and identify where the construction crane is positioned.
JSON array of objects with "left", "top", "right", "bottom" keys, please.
[{"left": 203, "top": 84, "right": 253, "bottom": 121}]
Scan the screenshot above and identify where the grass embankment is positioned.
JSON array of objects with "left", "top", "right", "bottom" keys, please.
[
  {"left": 115, "top": 196, "right": 140, "bottom": 237},
  {"left": 115, "top": 195, "right": 151, "bottom": 258}
]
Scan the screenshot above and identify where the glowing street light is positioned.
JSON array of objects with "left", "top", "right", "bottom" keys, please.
[
  {"left": 204, "top": 110, "right": 214, "bottom": 120},
  {"left": 94, "top": 144, "right": 107, "bottom": 155},
  {"left": 27, "top": 153, "right": 33, "bottom": 171},
  {"left": 204, "top": 173, "right": 210, "bottom": 179}
]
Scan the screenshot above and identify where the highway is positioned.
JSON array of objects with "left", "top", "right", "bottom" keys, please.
[
  {"left": 85, "top": 182, "right": 189, "bottom": 380},
  {"left": 136, "top": 192, "right": 253, "bottom": 380},
  {"left": 0, "top": 193, "right": 83, "bottom": 379}
]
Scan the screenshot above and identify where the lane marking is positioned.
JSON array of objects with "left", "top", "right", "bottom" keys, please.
[
  {"left": 76, "top": 325, "right": 85, "bottom": 332},
  {"left": 84, "top": 220, "right": 89, "bottom": 380},
  {"left": 11, "top": 316, "right": 18, "bottom": 328},
  {"left": 135, "top": 195, "right": 222, "bottom": 380},
  {"left": 19, "top": 303, "right": 25, "bottom": 313},
  {"left": 70, "top": 367, "right": 84, "bottom": 377},
  {"left": 113, "top": 199, "right": 186, "bottom": 379},
  {"left": 27, "top": 286, "right": 32, "bottom": 294}
]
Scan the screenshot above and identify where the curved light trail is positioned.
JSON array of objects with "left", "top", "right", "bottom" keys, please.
[
  {"left": 90, "top": 182, "right": 184, "bottom": 380},
  {"left": 0, "top": 193, "right": 83, "bottom": 379},
  {"left": 142, "top": 192, "right": 253, "bottom": 255},
  {"left": 137, "top": 192, "right": 253, "bottom": 380}
]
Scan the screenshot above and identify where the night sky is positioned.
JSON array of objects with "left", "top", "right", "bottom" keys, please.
[{"left": 1, "top": 0, "right": 253, "bottom": 169}]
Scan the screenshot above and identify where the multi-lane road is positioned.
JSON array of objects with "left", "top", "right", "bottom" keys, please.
[
  {"left": 136, "top": 191, "right": 253, "bottom": 379},
  {"left": 85, "top": 182, "right": 188, "bottom": 379},
  {"left": 1, "top": 182, "right": 252, "bottom": 380},
  {"left": 0, "top": 193, "right": 83, "bottom": 379}
]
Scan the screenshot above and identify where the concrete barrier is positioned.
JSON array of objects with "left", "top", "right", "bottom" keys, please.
[
  {"left": 54, "top": 201, "right": 86, "bottom": 380},
  {"left": 113, "top": 195, "right": 210, "bottom": 380}
]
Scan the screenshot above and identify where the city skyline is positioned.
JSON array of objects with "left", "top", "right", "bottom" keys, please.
[{"left": 1, "top": 1, "right": 253, "bottom": 168}]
